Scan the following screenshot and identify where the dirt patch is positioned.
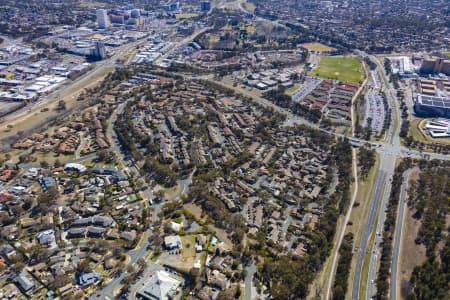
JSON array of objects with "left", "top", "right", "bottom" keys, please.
[
  {"left": 398, "top": 205, "right": 427, "bottom": 298},
  {"left": 184, "top": 203, "right": 204, "bottom": 220}
]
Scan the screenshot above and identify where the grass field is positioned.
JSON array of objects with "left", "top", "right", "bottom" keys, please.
[
  {"left": 300, "top": 42, "right": 336, "bottom": 52},
  {"left": 310, "top": 56, "right": 364, "bottom": 83},
  {"left": 285, "top": 84, "right": 301, "bottom": 95}
]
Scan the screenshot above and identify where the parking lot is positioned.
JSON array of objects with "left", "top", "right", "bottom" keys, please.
[
  {"left": 363, "top": 90, "right": 385, "bottom": 134},
  {"left": 291, "top": 76, "right": 322, "bottom": 102}
]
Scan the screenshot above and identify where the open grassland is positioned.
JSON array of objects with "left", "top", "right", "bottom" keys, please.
[
  {"left": 310, "top": 56, "right": 364, "bottom": 83},
  {"left": 300, "top": 42, "right": 336, "bottom": 52},
  {"left": 285, "top": 84, "right": 301, "bottom": 95}
]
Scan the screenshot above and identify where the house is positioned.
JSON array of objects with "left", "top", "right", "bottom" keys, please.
[
  {"left": 164, "top": 235, "right": 182, "bottom": 250},
  {"left": 92, "top": 166, "right": 127, "bottom": 182},
  {"left": 87, "top": 227, "right": 105, "bottom": 238},
  {"left": 170, "top": 221, "right": 182, "bottom": 232},
  {"left": 120, "top": 230, "right": 137, "bottom": 242},
  {"left": 36, "top": 229, "right": 56, "bottom": 245},
  {"left": 92, "top": 215, "right": 115, "bottom": 227},
  {"left": 0, "top": 169, "right": 14, "bottom": 182},
  {"left": 104, "top": 257, "right": 118, "bottom": 270},
  {"left": 15, "top": 271, "right": 36, "bottom": 294},
  {"left": 76, "top": 272, "right": 101, "bottom": 287},
  {"left": 20, "top": 218, "right": 40, "bottom": 228},
  {"left": 105, "top": 228, "right": 119, "bottom": 240},
  {"left": 137, "top": 270, "right": 183, "bottom": 300},
  {"left": 196, "top": 234, "right": 207, "bottom": 246},
  {"left": 1, "top": 224, "right": 19, "bottom": 240},
  {"left": 64, "top": 163, "right": 87, "bottom": 173},
  {"left": 207, "top": 269, "right": 230, "bottom": 290},
  {"left": 67, "top": 228, "right": 85, "bottom": 238}
]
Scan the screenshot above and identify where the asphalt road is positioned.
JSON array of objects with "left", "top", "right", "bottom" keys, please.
[
  {"left": 352, "top": 169, "right": 387, "bottom": 300},
  {"left": 244, "top": 263, "right": 257, "bottom": 300},
  {"left": 390, "top": 168, "right": 416, "bottom": 300}
]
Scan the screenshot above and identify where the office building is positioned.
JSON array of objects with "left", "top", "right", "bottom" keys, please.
[
  {"left": 92, "top": 41, "right": 106, "bottom": 60},
  {"left": 414, "top": 94, "right": 450, "bottom": 118},
  {"left": 200, "top": 1, "right": 211, "bottom": 12},
  {"left": 420, "top": 57, "right": 450, "bottom": 76},
  {"left": 423, "top": 119, "right": 450, "bottom": 138},
  {"left": 131, "top": 9, "right": 140, "bottom": 18},
  {"left": 96, "top": 9, "right": 109, "bottom": 29}
]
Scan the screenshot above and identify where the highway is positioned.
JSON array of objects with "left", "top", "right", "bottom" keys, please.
[
  {"left": 390, "top": 168, "right": 416, "bottom": 300},
  {"left": 352, "top": 167, "right": 387, "bottom": 300},
  {"left": 351, "top": 54, "right": 403, "bottom": 300}
]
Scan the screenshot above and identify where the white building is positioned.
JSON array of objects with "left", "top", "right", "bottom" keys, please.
[
  {"left": 96, "top": 9, "right": 109, "bottom": 29},
  {"left": 423, "top": 118, "right": 450, "bottom": 138},
  {"left": 137, "top": 270, "right": 183, "bottom": 300}
]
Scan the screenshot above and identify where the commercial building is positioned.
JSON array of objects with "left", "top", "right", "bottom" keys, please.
[
  {"left": 164, "top": 235, "right": 182, "bottom": 250},
  {"left": 96, "top": 9, "right": 109, "bottom": 29},
  {"left": 388, "top": 56, "right": 416, "bottom": 77},
  {"left": 414, "top": 94, "right": 450, "bottom": 118},
  {"left": 131, "top": 9, "right": 141, "bottom": 18},
  {"left": 420, "top": 57, "right": 450, "bottom": 76},
  {"left": 92, "top": 41, "right": 106, "bottom": 60},
  {"left": 137, "top": 270, "right": 183, "bottom": 300},
  {"left": 110, "top": 14, "right": 125, "bottom": 25},
  {"left": 423, "top": 119, "right": 450, "bottom": 138}
]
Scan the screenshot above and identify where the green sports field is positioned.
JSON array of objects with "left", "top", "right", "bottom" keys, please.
[{"left": 309, "top": 56, "right": 364, "bottom": 83}]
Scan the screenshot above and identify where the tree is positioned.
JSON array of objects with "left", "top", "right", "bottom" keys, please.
[
  {"left": 40, "top": 160, "right": 49, "bottom": 168},
  {"left": 57, "top": 100, "right": 66, "bottom": 110}
]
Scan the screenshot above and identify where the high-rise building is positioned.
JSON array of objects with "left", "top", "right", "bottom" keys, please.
[
  {"left": 200, "top": 1, "right": 211, "bottom": 12},
  {"left": 92, "top": 41, "right": 106, "bottom": 60},
  {"left": 420, "top": 57, "right": 450, "bottom": 76},
  {"left": 110, "top": 15, "right": 125, "bottom": 24},
  {"left": 131, "top": 9, "right": 140, "bottom": 18},
  {"left": 96, "top": 9, "right": 109, "bottom": 29}
]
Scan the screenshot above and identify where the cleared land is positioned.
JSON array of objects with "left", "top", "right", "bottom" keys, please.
[
  {"left": 397, "top": 170, "right": 426, "bottom": 299},
  {"left": 310, "top": 56, "right": 364, "bottom": 84},
  {"left": 300, "top": 42, "right": 336, "bottom": 52}
]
